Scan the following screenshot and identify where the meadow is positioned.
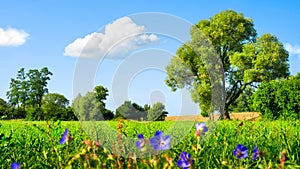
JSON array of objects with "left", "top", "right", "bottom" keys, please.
[{"left": 1, "top": 119, "right": 300, "bottom": 168}]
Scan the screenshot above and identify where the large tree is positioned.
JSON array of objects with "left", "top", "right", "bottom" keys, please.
[
  {"left": 165, "top": 10, "right": 289, "bottom": 119},
  {"left": 6, "top": 68, "right": 29, "bottom": 112},
  {"left": 27, "top": 67, "right": 53, "bottom": 109},
  {"left": 7, "top": 67, "right": 52, "bottom": 120}
]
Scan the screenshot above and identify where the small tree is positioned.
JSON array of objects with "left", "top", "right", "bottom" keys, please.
[
  {"left": 72, "top": 86, "right": 114, "bottom": 121},
  {"left": 42, "top": 93, "right": 70, "bottom": 120},
  {"left": 115, "top": 101, "right": 147, "bottom": 120},
  {"left": 147, "top": 102, "right": 167, "bottom": 121},
  {"left": 7, "top": 67, "right": 52, "bottom": 120}
]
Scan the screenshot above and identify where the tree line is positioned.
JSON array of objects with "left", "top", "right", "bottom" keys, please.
[{"left": 0, "top": 67, "right": 168, "bottom": 121}]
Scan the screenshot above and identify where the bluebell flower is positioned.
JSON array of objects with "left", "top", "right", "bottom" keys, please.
[
  {"left": 135, "top": 134, "right": 145, "bottom": 150},
  {"left": 11, "top": 162, "right": 20, "bottom": 169},
  {"left": 59, "top": 128, "right": 68, "bottom": 145},
  {"left": 177, "top": 152, "right": 194, "bottom": 169},
  {"left": 233, "top": 144, "right": 248, "bottom": 159},
  {"left": 149, "top": 130, "right": 171, "bottom": 150}
]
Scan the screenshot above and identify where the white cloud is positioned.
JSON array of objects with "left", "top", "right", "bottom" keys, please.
[
  {"left": 284, "top": 43, "right": 300, "bottom": 56},
  {"left": 0, "top": 27, "right": 29, "bottom": 47},
  {"left": 64, "top": 17, "right": 158, "bottom": 58}
]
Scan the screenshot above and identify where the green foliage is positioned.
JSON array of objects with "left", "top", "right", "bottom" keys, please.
[
  {"left": 252, "top": 74, "right": 300, "bottom": 120},
  {"left": 41, "top": 93, "right": 76, "bottom": 121},
  {"left": 147, "top": 102, "right": 167, "bottom": 121},
  {"left": 72, "top": 92, "right": 103, "bottom": 120},
  {"left": 6, "top": 67, "right": 53, "bottom": 120},
  {"left": 1, "top": 120, "right": 300, "bottom": 168},
  {"left": 115, "top": 101, "right": 147, "bottom": 120},
  {"left": 229, "top": 87, "right": 254, "bottom": 112},
  {"left": 165, "top": 9, "right": 289, "bottom": 119},
  {"left": 6, "top": 68, "right": 29, "bottom": 111},
  {"left": 72, "top": 86, "right": 114, "bottom": 121},
  {"left": 0, "top": 98, "right": 8, "bottom": 118},
  {"left": 94, "top": 86, "right": 109, "bottom": 107},
  {"left": 26, "top": 67, "right": 53, "bottom": 110}
]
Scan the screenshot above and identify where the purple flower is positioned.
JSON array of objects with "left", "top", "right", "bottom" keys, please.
[
  {"left": 252, "top": 146, "right": 259, "bottom": 160},
  {"left": 195, "top": 122, "right": 208, "bottom": 132},
  {"left": 233, "top": 144, "right": 248, "bottom": 159},
  {"left": 177, "top": 152, "right": 194, "bottom": 169},
  {"left": 135, "top": 134, "right": 145, "bottom": 150},
  {"left": 149, "top": 130, "right": 171, "bottom": 151},
  {"left": 59, "top": 128, "right": 68, "bottom": 145},
  {"left": 11, "top": 162, "right": 20, "bottom": 169},
  {"left": 195, "top": 122, "right": 208, "bottom": 136}
]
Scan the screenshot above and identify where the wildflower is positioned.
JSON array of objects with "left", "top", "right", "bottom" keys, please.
[
  {"left": 11, "top": 162, "right": 20, "bottom": 169},
  {"left": 233, "top": 144, "right": 248, "bottom": 159},
  {"left": 195, "top": 122, "right": 208, "bottom": 136},
  {"left": 280, "top": 150, "right": 286, "bottom": 164},
  {"left": 83, "top": 139, "right": 91, "bottom": 146},
  {"left": 94, "top": 140, "right": 100, "bottom": 147},
  {"left": 149, "top": 130, "right": 171, "bottom": 151},
  {"left": 135, "top": 134, "right": 146, "bottom": 150},
  {"left": 177, "top": 152, "right": 194, "bottom": 169},
  {"left": 59, "top": 128, "right": 68, "bottom": 145},
  {"left": 252, "top": 146, "right": 259, "bottom": 160}
]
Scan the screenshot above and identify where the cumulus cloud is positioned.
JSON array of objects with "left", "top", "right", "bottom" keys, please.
[
  {"left": 0, "top": 27, "right": 29, "bottom": 47},
  {"left": 284, "top": 43, "right": 300, "bottom": 57},
  {"left": 64, "top": 17, "right": 158, "bottom": 58}
]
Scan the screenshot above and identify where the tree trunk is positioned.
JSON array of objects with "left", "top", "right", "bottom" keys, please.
[
  {"left": 223, "top": 109, "right": 230, "bottom": 120},
  {"left": 219, "top": 107, "right": 231, "bottom": 120}
]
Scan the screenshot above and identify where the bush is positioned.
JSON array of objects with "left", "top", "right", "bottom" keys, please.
[{"left": 251, "top": 74, "right": 300, "bottom": 120}]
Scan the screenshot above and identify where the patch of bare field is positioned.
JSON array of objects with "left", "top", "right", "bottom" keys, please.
[{"left": 165, "top": 112, "right": 260, "bottom": 121}]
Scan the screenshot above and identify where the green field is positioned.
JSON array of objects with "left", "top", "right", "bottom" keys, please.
[{"left": 1, "top": 120, "right": 300, "bottom": 168}]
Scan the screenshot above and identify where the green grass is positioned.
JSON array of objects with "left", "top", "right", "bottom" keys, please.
[{"left": 1, "top": 120, "right": 300, "bottom": 168}]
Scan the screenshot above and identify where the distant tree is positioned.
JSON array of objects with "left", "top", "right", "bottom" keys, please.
[
  {"left": 116, "top": 101, "right": 135, "bottom": 119},
  {"left": 94, "top": 86, "right": 114, "bottom": 120},
  {"left": 72, "top": 93, "right": 82, "bottom": 117},
  {"left": 0, "top": 98, "right": 8, "bottom": 118},
  {"left": 115, "top": 101, "right": 146, "bottom": 120},
  {"left": 72, "top": 92, "right": 102, "bottom": 120},
  {"left": 147, "top": 102, "right": 167, "bottom": 121},
  {"left": 6, "top": 68, "right": 29, "bottom": 112},
  {"left": 72, "top": 86, "right": 114, "bottom": 121},
  {"left": 41, "top": 93, "right": 69, "bottom": 120},
  {"left": 63, "top": 107, "right": 79, "bottom": 121},
  {"left": 27, "top": 67, "right": 53, "bottom": 108},
  {"left": 94, "top": 86, "right": 109, "bottom": 107},
  {"left": 143, "top": 104, "right": 151, "bottom": 112},
  {"left": 7, "top": 67, "right": 52, "bottom": 120}
]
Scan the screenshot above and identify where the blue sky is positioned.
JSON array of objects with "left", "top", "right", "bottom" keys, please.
[{"left": 1, "top": 1, "right": 300, "bottom": 116}]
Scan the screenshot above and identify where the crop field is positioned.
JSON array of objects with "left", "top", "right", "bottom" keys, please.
[{"left": 1, "top": 120, "right": 300, "bottom": 168}]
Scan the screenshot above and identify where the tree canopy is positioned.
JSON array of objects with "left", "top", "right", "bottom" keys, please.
[
  {"left": 165, "top": 10, "right": 289, "bottom": 119},
  {"left": 42, "top": 93, "right": 73, "bottom": 120},
  {"left": 6, "top": 67, "right": 53, "bottom": 120}
]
